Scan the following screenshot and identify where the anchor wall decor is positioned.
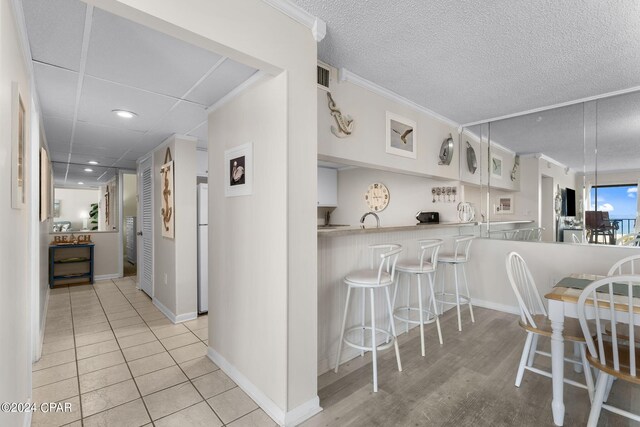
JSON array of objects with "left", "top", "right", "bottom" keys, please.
[
  {"left": 160, "top": 147, "right": 175, "bottom": 239},
  {"left": 327, "top": 92, "right": 354, "bottom": 138}
]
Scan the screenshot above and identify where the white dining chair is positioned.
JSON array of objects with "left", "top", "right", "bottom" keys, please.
[
  {"left": 571, "top": 233, "right": 582, "bottom": 244},
  {"left": 506, "top": 252, "right": 594, "bottom": 397},
  {"left": 577, "top": 275, "right": 640, "bottom": 426},
  {"left": 608, "top": 254, "right": 640, "bottom": 275}
]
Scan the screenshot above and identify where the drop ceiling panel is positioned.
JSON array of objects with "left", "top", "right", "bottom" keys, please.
[
  {"left": 50, "top": 151, "right": 70, "bottom": 162},
  {"left": 187, "top": 122, "right": 207, "bottom": 141},
  {"left": 131, "top": 131, "right": 174, "bottom": 156},
  {"left": 112, "top": 159, "right": 137, "bottom": 170},
  {"left": 68, "top": 153, "right": 120, "bottom": 166},
  {"left": 186, "top": 59, "right": 257, "bottom": 106},
  {"left": 77, "top": 76, "right": 176, "bottom": 132},
  {"left": 34, "top": 63, "right": 79, "bottom": 119},
  {"left": 71, "top": 142, "right": 128, "bottom": 159},
  {"left": 85, "top": 8, "right": 223, "bottom": 98},
  {"left": 22, "top": 0, "right": 87, "bottom": 71},
  {"left": 152, "top": 102, "right": 207, "bottom": 135},
  {"left": 42, "top": 116, "right": 73, "bottom": 152},
  {"left": 73, "top": 121, "right": 145, "bottom": 151}
]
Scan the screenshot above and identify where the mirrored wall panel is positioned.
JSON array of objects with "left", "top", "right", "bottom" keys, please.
[{"left": 51, "top": 162, "right": 119, "bottom": 233}]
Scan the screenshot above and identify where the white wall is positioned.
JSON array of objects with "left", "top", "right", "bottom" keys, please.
[
  {"left": 93, "top": 0, "right": 319, "bottom": 421},
  {"left": 209, "top": 75, "right": 289, "bottom": 412},
  {"left": 0, "top": 0, "right": 34, "bottom": 424},
  {"left": 47, "top": 232, "right": 121, "bottom": 278},
  {"left": 318, "top": 67, "right": 460, "bottom": 179},
  {"left": 468, "top": 238, "right": 640, "bottom": 312},
  {"left": 330, "top": 167, "right": 463, "bottom": 226},
  {"left": 54, "top": 187, "right": 99, "bottom": 230},
  {"left": 152, "top": 135, "right": 197, "bottom": 320}
]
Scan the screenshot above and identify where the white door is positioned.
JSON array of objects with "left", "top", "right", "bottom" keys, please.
[{"left": 138, "top": 157, "right": 153, "bottom": 297}]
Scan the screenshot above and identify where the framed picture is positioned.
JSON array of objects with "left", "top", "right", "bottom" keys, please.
[
  {"left": 224, "top": 143, "right": 253, "bottom": 197},
  {"left": 40, "top": 147, "right": 51, "bottom": 222},
  {"left": 386, "top": 112, "right": 416, "bottom": 159},
  {"left": 12, "top": 82, "right": 26, "bottom": 209},
  {"left": 496, "top": 196, "right": 513, "bottom": 214},
  {"left": 490, "top": 153, "right": 503, "bottom": 179}
]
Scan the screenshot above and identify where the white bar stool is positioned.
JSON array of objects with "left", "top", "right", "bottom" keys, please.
[
  {"left": 334, "top": 244, "right": 403, "bottom": 392},
  {"left": 392, "top": 239, "right": 444, "bottom": 356},
  {"left": 435, "top": 235, "right": 475, "bottom": 332}
]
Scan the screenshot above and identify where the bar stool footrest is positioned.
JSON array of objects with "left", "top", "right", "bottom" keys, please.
[
  {"left": 343, "top": 326, "right": 396, "bottom": 352},
  {"left": 393, "top": 306, "right": 438, "bottom": 325},
  {"left": 434, "top": 292, "right": 471, "bottom": 305}
]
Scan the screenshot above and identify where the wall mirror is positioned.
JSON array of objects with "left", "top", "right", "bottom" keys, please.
[
  {"left": 51, "top": 162, "right": 119, "bottom": 233},
  {"left": 475, "top": 91, "right": 640, "bottom": 247}
]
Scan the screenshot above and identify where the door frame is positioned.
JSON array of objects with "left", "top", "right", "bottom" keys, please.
[
  {"left": 119, "top": 169, "right": 137, "bottom": 278},
  {"left": 136, "top": 155, "right": 154, "bottom": 295}
]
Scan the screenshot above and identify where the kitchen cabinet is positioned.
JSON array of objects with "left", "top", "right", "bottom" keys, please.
[{"left": 318, "top": 167, "right": 338, "bottom": 207}]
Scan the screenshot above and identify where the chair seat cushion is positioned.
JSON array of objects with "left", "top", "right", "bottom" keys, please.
[
  {"left": 345, "top": 269, "right": 392, "bottom": 286},
  {"left": 587, "top": 340, "right": 640, "bottom": 385},
  {"left": 438, "top": 253, "right": 467, "bottom": 263},
  {"left": 396, "top": 261, "right": 435, "bottom": 273},
  {"left": 518, "top": 315, "right": 588, "bottom": 342}
]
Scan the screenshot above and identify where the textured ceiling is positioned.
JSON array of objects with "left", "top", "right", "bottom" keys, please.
[
  {"left": 22, "top": 0, "right": 257, "bottom": 187},
  {"left": 294, "top": 0, "right": 640, "bottom": 125}
]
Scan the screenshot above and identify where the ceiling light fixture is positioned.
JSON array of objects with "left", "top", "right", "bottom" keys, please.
[
  {"left": 112, "top": 109, "right": 137, "bottom": 119},
  {"left": 88, "top": 160, "right": 99, "bottom": 165},
  {"left": 78, "top": 182, "right": 84, "bottom": 185},
  {"left": 84, "top": 168, "right": 93, "bottom": 172}
]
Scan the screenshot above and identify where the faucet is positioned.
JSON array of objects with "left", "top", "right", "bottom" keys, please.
[{"left": 360, "top": 211, "right": 380, "bottom": 228}]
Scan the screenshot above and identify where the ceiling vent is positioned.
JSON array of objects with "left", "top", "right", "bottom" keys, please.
[{"left": 317, "top": 64, "right": 330, "bottom": 90}]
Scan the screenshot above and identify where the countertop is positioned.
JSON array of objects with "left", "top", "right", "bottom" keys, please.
[{"left": 317, "top": 220, "right": 534, "bottom": 237}]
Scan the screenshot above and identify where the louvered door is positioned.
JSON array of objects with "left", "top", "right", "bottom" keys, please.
[{"left": 139, "top": 158, "right": 153, "bottom": 297}]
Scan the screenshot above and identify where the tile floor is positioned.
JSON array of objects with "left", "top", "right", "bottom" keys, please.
[{"left": 33, "top": 277, "right": 276, "bottom": 427}]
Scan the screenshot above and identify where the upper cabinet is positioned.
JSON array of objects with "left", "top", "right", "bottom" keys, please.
[
  {"left": 318, "top": 167, "right": 338, "bottom": 207},
  {"left": 196, "top": 148, "right": 208, "bottom": 177}
]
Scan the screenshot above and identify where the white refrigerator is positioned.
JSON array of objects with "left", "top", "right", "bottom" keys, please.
[{"left": 197, "top": 184, "right": 208, "bottom": 313}]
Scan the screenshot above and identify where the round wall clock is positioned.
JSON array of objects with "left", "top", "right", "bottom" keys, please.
[
  {"left": 439, "top": 134, "right": 454, "bottom": 165},
  {"left": 364, "top": 182, "right": 390, "bottom": 212}
]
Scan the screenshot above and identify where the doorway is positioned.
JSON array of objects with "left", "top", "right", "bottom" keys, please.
[
  {"left": 541, "top": 175, "right": 555, "bottom": 242},
  {"left": 122, "top": 172, "right": 138, "bottom": 277}
]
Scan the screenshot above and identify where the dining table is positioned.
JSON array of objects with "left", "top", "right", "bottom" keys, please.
[{"left": 545, "top": 273, "right": 640, "bottom": 426}]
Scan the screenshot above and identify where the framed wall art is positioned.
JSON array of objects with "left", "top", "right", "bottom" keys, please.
[
  {"left": 224, "top": 143, "right": 253, "bottom": 197},
  {"left": 495, "top": 196, "right": 513, "bottom": 214},
  {"left": 385, "top": 112, "right": 416, "bottom": 159},
  {"left": 490, "top": 153, "right": 503, "bottom": 179},
  {"left": 160, "top": 148, "right": 175, "bottom": 238},
  {"left": 12, "top": 82, "right": 26, "bottom": 209},
  {"left": 40, "top": 147, "right": 51, "bottom": 222}
]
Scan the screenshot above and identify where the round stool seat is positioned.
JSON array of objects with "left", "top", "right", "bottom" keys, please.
[
  {"left": 396, "top": 260, "right": 436, "bottom": 273},
  {"left": 438, "top": 253, "right": 468, "bottom": 263},
  {"left": 344, "top": 269, "right": 392, "bottom": 287}
]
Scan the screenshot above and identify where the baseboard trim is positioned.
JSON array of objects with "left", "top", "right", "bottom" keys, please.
[
  {"left": 37, "top": 287, "right": 50, "bottom": 362},
  {"left": 175, "top": 311, "right": 197, "bottom": 323},
  {"left": 152, "top": 298, "right": 177, "bottom": 323},
  {"left": 472, "top": 298, "right": 519, "bottom": 315},
  {"left": 23, "top": 404, "right": 32, "bottom": 427},
  {"left": 95, "top": 273, "right": 121, "bottom": 281},
  {"left": 207, "top": 347, "right": 322, "bottom": 426}
]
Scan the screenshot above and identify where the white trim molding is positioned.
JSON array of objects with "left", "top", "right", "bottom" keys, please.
[
  {"left": 521, "top": 153, "right": 569, "bottom": 171},
  {"left": 37, "top": 287, "right": 50, "bottom": 362},
  {"left": 206, "top": 71, "right": 268, "bottom": 115},
  {"left": 338, "top": 68, "right": 460, "bottom": 130},
  {"left": 472, "top": 298, "right": 519, "bottom": 316},
  {"left": 208, "top": 347, "right": 322, "bottom": 426},
  {"left": 95, "top": 273, "right": 122, "bottom": 281},
  {"left": 152, "top": 298, "right": 197, "bottom": 324},
  {"left": 262, "top": 0, "right": 326, "bottom": 41}
]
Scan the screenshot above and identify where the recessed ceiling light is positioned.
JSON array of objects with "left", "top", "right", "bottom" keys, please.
[
  {"left": 112, "top": 109, "right": 137, "bottom": 119},
  {"left": 78, "top": 182, "right": 84, "bottom": 185},
  {"left": 88, "top": 160, "right": 99, "bottom": 165},
  {"left": 84, "top": 168, "right": 93, "bottom": 172}
]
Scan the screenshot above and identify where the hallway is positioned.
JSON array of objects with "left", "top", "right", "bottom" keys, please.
[{"left": 33, "top": 278, "right": 275, "bottom": 426}]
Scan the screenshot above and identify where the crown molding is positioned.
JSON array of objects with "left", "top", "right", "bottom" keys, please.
[
  {"left": 520, "top": 153, "right": 569, "bottom": 170},
  {"left": 262, "top": 0, "right": 326, "bottom": 42},
  {"left": 338, "top": 68, "right": 460, "bottom": 130}
]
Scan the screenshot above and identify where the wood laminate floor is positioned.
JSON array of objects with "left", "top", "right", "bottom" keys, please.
[{"left": 303, "top": 307, "right": 639, "bottom": 427}]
